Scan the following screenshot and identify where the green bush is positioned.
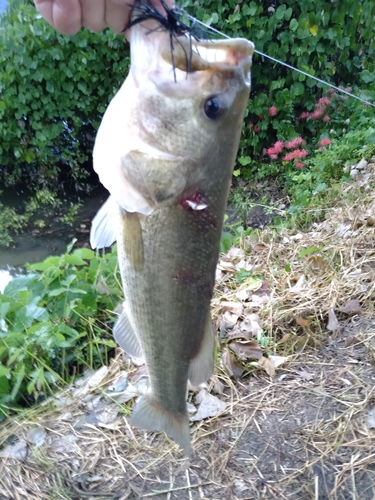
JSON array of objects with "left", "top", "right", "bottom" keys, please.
[
  {"left": 0, "top": 0, "right": 130, "bottom": 192},
  {"left": 0, "top": 242, "right": 121, "bottom": 418},
  {"left": 184, "top": 0, "right": 375, "bottom": 176}
]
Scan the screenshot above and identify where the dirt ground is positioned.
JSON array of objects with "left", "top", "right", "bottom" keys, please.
[
  {"left": 1, "top": 160, "right": 375, "bottom": 500},
  {"left": 0, "top": 315, "right": 374, "bottom": 500}
]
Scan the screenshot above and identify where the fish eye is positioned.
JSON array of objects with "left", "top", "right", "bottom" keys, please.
[{"left": 203, "top": 95, "right": 225, "bottom": 120}]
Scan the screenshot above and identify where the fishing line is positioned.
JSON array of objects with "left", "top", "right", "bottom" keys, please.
[{"left": 185, "top": 13, "right": 375, "bottom": 109}]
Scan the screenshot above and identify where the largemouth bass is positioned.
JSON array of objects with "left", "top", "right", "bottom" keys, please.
[{"left": 91, "top": 1, "right": 254, "bottom": 455}]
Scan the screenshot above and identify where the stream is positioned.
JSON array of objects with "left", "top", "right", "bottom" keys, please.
[{"left": 0, "top": 189, "right": 109, "bottom": 292}]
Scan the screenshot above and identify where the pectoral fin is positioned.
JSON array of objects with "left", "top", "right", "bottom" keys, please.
[
  {"left": 120, "top": 209, "right": 144, "bottom": 272},
  {"left": 188, "top": 313, "right": 215, "bottom": 386},
  {"left": 90, "top": 196, "right": 117, "bottom": 249},
  {"left": 113, "top": 304, "right": 143, "bottom": 359}
]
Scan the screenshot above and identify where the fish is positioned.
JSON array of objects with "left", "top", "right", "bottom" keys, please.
[{"left": 90, "top": 0, "right": 254, "bottom": 456}]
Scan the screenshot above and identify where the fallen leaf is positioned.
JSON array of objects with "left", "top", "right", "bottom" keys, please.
[
  {"left": 90, "top": 402, "right": 119, "bottom": 425},
  {"left": 296, "top": 317, "right": 310, "bottom": 328},
  {"left": 222, "top": 347, "right": 244, "bottom": 378},
  {"left": 190, "top": 390, "right": 227, "bottom": 421},
  {"left": 216, "top": 261, "right": 237, "bottom": 274},
  {"left": 239, "top": 313, "right": 263, "bottom": 339},
  {"left": 339, "top": 299, "right": 362, "bottom": 315},
  {"left": 290, "top": 274, "right": 309, "bottom": 293},
  {"left": 26, "top": 427, "right": 46, "bottom": 447},
  {"left": 298, "top": 370, "right": 314, "bottom": 381},
  {"left": 227, "top": 247, "right": 246, "bottom": 262},
  {"left": 366, "top": 406, "right": 375, "bottom": 430},
  {"left": 257, "top": 356, "right": 275, "bottom": 377},
  {"left": 236, "top": 288, "right": 251, "bottom": 301},
  {"left": 309, "top": 256, "right": 324, "bottom": 271},
  {"left": 253, "top": 242, "right": 269, "bottom": 252},
  {"left": 220, "top": 301, "right": 243, "bottom": 316},
  {"left": 269, "top": 355, "right": 289, "bottom": 369},
  {"left": 229, "top": 340, "right": 262, "bottom": 360},
  {"left": 0, "top": 440, "right": 28, "bottom": 460},
  {"left": 73, "top": 366, "right": 109, "bottom": 397},
  {"left": 327, "top": 308, "right": 339, "bottom": 332},
  {"left": 49, "top": 433, "right": 78, "bottom": 453},
  {"left": 212, "top": 378, "right": 225, "bottom": 395}
]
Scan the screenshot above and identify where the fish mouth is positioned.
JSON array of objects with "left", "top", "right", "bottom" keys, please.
[{"left": 129, "top": 1, "right": 254, "bottom": 86}]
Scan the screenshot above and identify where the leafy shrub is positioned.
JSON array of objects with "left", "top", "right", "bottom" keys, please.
[
  {"left": 0, "top": 0, "right": 130, "bottom": 193},
  {"left": 0, "top": 242, "right": 121, "bottom": 418},
  {"left": 288, "top": 119, "right": 375, "bottom": 221},
  {"left": 184, "top": 0, "right": 375, "bottom": 177}
]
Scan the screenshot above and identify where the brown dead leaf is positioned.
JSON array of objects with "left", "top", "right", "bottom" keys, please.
[
  {"left": 289, "top": 274, "right": 309, "bottom": 293},
  {"left": 190, "top": 389, "right": 227, "bottom": 421},
  {"left": 339, "top": 299, "right": 362, "bottom": 315},
  {"left": 222, "top": 347, "right": 244, "bottom": 378},
  {"left": 229, "top": 340, "right": 262, "bottom": 360},
  {"left": 216, "top": 261, "right": 237, "bottom": 274},
  {"left": 308, "top": 255, "right": 325, "bottom": 271},
  {"left": 327, "top": 308, "right": 339, "bottom": 332},
  {"left": 220, "top": 301, "right": 243, "bottom": 316},
  {"left": 257, "top": 356, "right": 275, "bottom": 377},
  {"left": 296, "top": 317, "right": 310, "bottom": 328},
  {"left": 239, "top": 313, "right": 263, "bottom": 339},
  {"left": 253, "top": 242, "right": 269, "bottom": 252}
]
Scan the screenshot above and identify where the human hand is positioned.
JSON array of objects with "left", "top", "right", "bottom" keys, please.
[{"left": 34, "top": 0, "right": 174, "bottom": 35}]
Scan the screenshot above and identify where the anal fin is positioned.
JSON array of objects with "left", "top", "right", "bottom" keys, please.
[
  {"left": 188, "top": 313, "right": 215, "bottom": 386},
  {"left": 113, "top": 304, "right": 143, "bottom": 359},
  {"left": 130, "top": 392, "right": 191, "bottom": 456}
]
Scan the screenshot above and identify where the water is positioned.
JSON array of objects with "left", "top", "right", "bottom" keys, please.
[{"left": 0, "top": 190, "right": 109, "bottom": 290}]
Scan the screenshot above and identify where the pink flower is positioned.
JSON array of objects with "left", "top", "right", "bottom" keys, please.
[
  {"left": 316, "top": 97, "right": 330, "bottom": 108},
  {"left": 294, "top": 149, "right": 309, "bottom": 158},
  {"left": 323, "top": 115, "right": 331, "bottom": 123},
  {"left": 273, "top": 140, "right": 284, "bottom": 153},
  {"left": 270, "top": 154, "right": 278, "bottom": 160},
  {"left": 283, "top": 152, "right": 294, "bottom": 161},
  {"left": 283, "top": 149, "right": 309, "bottom": 161},
  {"left": 266, "top": 140, "right": 284, "bottom": 157},
  {"left": 310, "top": 109, "right": 323, "bottom": 120},
  {"left": 253, "top": 124, "right": 260, "bottom": 133},
  {"left": 319, "top": 138, "right": 331, "bottom": 147},
  {"left": 295, "top": 162, "right": 305, "bottom": 168},
  {"left": 299, "top": 111, "right": 310, "bottom": 120},
  {"left": 285, "top": 137, "right": 305, "bottom": 149},
  {"left": 269, "top": 106, "right": 277, "bottom": 117},
  {"left": 326, "top": 89, "right": 337, "bottom": 98}
]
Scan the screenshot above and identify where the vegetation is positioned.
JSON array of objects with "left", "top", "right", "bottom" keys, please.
[
  {"left": 0, "top": 242, "right": 120, "bottom": 418},
  {"left": 0, "top": 0, "right": 375, "bottom": 415}
]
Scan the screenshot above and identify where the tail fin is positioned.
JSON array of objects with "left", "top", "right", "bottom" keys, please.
[{"left": 130, "top": 393, "right": 191, "bottom": 456}]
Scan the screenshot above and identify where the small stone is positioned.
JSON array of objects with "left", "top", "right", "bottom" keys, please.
[
  {"left": 350, "top": 169, "right": 359, "bottom": 179},
  {"left": 356, "top": 158, "right": 368, "bottom": 170}
]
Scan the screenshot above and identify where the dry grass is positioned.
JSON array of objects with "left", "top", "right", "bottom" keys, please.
[{"left": 1, "top": 161, "right": 375, "bottom": 499}]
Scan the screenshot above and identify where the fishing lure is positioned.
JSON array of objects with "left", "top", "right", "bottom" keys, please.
[{"left": 126, "top": 0, "right": 209, "bottom": 80}]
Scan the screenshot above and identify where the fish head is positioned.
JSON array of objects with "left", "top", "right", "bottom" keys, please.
[{"left": 93, "top": 4, "right": 254, "bottom": 214}]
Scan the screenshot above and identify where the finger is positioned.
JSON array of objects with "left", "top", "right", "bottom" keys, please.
[
  {"left": 34, "top": 0, "right": 82, "bottom": 35},
  {"left": 80, "top": 0, "right": 106, "bottom": 32},
  {"left": 105, "top": 0, "right": 132, "bottom": 34}
]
